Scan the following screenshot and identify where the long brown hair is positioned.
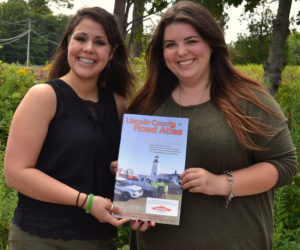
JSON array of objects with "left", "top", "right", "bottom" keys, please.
[
  {"left": 49, "top": 7, "right": 134, "bottom": 97},
  {"left": 128, "top": 1, "right": 279, "bottom": 150}
]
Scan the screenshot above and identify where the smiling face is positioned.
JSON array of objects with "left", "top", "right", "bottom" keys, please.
[
  {"left": 163, "top": 22, "right": 212, "bottom": 87},
  {"left": 67, "top": 18, "right": 113, "bottom": 82}
]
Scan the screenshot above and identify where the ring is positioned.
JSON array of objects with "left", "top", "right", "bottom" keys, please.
[{"left": 110, "top": 204, "right": 114, "bottom": 211}]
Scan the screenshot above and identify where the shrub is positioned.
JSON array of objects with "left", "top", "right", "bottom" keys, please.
[
  {"left": 273, "top": 71, "right": 300, "bottom": 249},
  {"left": 0, "top": 61, "right": 38, "bottom": 249},
  {"left": 237, "top": 64, "right": 300, "bottom": 249}
]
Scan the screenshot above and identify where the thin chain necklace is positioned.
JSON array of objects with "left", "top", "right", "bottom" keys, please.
[{"left": 177, "top": 86, "right": 209, "bottom": 120}]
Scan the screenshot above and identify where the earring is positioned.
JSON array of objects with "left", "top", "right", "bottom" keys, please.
[{"left": 106, "top": 61, "right": 111, "bottom": 69}]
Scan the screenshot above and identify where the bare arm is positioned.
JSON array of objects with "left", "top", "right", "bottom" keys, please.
[
  {"left": 180, "top": 162, "right": 278, "bottom": 197},
  {"left": 4, "top": 84, "right": 127, "bottom": 226},
  {"left": 181, "top": 95, "right": 297, "bottom": 197},
  {"left": 4, "top": 84, "right": 68, "bottom": 203},
  {"left": 113, "top": 92, "right": 126, "bottom": 124}
]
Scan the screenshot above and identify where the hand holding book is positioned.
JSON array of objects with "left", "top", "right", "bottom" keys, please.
[{"left": 130, "top": 220, "right": 156, "bottom": 232}]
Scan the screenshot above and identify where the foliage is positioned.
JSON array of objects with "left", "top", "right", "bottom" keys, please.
[
  {"left": 238, "top": 64, "right": 300, "bottom": 250},
  {"left": 236, "top": 64, "right": 265, "bottom": 83},
  {"left": 127, "top": 55, "right": 147, "bottom": 103},
  {"left": 178, "top": 0, "right": 229, "bottom": 28},
  {"left": 0, "top": 61, "right": 38, "bottom": 249},
  {"left": 147, "top": 0, "right": 169, "bottom": 15},
  {"left": 286, "top": 31, "right": 300, "bottom": 65},
  {"left": 131, "top": 56, "right": 147, "bottom": 89},
  {"left": 229, "top": 0, "right": 274, "bottom": 65},
  {"left": 175, "top": 0, "right": 264, "bottom": 30},
  {"left": 0, "top": 0, "right": 71, "bottom": 65},
  {"left": 114, "top": 223, "right": 131, "bottom": 249},
  {"left": 0, "top": 156, "right": 16, "bottom": 250},
  {"left": 273, "top": 184, "right": 300, "bottom": 249},
  {"left": 229, "top": 31, "right": 271, "bottom": 65},
  {"left": 28, "top": 0, "right": 73, "bottom": 9}
]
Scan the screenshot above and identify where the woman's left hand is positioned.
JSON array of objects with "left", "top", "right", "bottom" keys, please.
[
  {"left": 130, "top": 220, "right": 156, "bottom": 232},
  {"left": 180, "top": 168, "right": 227, "bottom": 196}
]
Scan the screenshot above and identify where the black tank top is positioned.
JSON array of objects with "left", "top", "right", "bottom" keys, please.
[{"left": 12, "top": 79, "right": 120, "bottom": 240}]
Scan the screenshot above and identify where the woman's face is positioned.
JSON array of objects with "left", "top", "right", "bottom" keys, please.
[
  {"left": 163, "top": 22, "right": 212, "bottom": 86},
  {"left": 67, "top": 18, "right": 113, "bottom": 81}
]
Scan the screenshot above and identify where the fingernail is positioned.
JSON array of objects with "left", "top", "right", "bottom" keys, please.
[
  {"left": 147, "top": 220, "right": 151, "bottom": 223},
  {"left": 137, "top": 219, "right": 141, "bottom": 222}
]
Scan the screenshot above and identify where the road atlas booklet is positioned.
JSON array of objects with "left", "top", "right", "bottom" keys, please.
[{"left": 112, "top": 114, "right": 189, "bottom": 225}]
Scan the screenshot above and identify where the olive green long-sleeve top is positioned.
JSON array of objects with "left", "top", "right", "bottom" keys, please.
[{"left": 131, "top": 93, "right": 297, "bottom": 250}]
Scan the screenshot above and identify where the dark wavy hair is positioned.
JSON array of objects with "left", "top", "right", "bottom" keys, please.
[
  {"left": 128, "top": 1, "right": 279, "bottom": 150},
  {"left": 49, "top": 7, "right": 134, "bottom": 97}
]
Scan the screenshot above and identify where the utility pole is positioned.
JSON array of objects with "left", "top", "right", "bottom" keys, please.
[{"left": 26, "top": 19, "right": 31, "bottom": 67}]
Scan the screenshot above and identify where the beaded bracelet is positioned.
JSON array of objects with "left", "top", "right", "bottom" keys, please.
[
  {"left": 224, "top": 170, "right": 234, "bottom": 208},
  {"left": 85, "top": 194, "right": 94, "bottom": 214}
]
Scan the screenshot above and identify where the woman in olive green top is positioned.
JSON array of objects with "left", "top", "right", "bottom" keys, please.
[{"left": 127, "top": 1, "right": 297, "bottom": 249}]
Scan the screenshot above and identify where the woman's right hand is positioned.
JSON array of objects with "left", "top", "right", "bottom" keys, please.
[
  {"left": 130, "top": 220, "right": 156, "bottom": 232},
  {"left": 89, "top": 195, "right": 129, "bottom": 227},
  {"left": 109, "top": 161, "right": 118, "bottom": 176}
]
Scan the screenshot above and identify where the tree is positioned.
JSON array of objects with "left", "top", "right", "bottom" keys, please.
[
  {"left": 176, "top": 0, "right": 230, "bottom": 28},
  {"left": 29, "top": 0, "right": 73, "bottom": 9},
  {"left": 263, "top": 0, "right": 293, "bottom": 95},
  {"left": 0, "top": 0, "right": 30, "bottom": 63},
  {"left": 129, "top": 0, "right": 145, "bottom": 57},
  {"left": 113, "top": 0, "right": 129, "bottom": 39},
  {"left": 28, "top": 0, "right": 51, "bottom": 14},
  {"left": 113, "top": 0, "right": 169, "bottom": 57},
  {"left": 229, "top": 0, "right": 274, "bottom": 64},
  {"left": 286, "top": 30, "right": 300, "bottom": 65},
  {"left": 0, "top": 0, "right": 71, "bottom": 65}
]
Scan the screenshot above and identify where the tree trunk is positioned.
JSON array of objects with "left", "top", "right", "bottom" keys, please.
[
  {"left": 129, "top": 0, "right": 145, "bottom": 58},
  {"left": 113, "top": 0, "right": 128, "bottom": 39},
  {"left": 263, "top": 0, "right": 292, "bottom": 96}
]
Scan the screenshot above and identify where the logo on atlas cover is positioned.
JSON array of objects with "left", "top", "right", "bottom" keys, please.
[{"left": 152, "top": 206, "right": 171, "bottom": 211}]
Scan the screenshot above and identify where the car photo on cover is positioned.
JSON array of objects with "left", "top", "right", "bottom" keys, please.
[{"left": 114, "top": 177, "right": 143, "bottom": 201}]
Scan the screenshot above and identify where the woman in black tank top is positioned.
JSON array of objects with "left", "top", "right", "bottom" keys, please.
[{"left": 4, "top": 6, "right": 134, "bottom": 250}]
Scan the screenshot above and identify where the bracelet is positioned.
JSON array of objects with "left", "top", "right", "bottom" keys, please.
[
  {"left": 75, "top": 192, "right": 81, "bottom": 207},
  {"left": 224, "top": 170, "right": 234, "bottom": 208},
  {"left": 80, "top": 194, "right": 88, "bottom": 209},
  {"left": 85, "top": 194, "right": 94, "bottom": 214}
]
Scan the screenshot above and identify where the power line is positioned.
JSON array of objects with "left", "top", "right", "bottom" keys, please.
[
  {"left": 33, "top": 30, "right": 61, "bottom": 40},
  {"left": 0, "top": 19, "right": 62, "bottom": 64},
  {"left": 1, "top": 19, "right": 30, "bottom": 25},
  {"left": 31, "top": 29, "right": 59, "bottom": 45},
  {"left": 0, "top": 23, "right": 59, "bottom": 46},
  {"left": 0, "top": 19, "right": 60, "bottom": 45},
  {"left": 0, "top": 28, "right": 27, "bottom": 33},
  {"left": 0, "top": 19, "right": 32, "bottom": 66},
  {"left": 0, "top": 30, "right": 28, "bottom": 44}
]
